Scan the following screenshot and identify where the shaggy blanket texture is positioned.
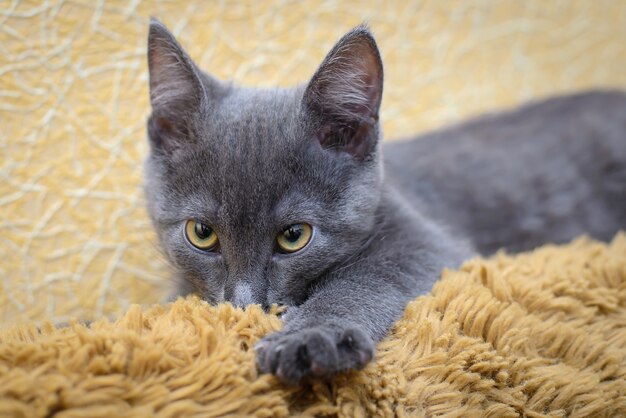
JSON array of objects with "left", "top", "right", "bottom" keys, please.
[{"left": 1, "top": 236, "right": 625, "bottom": 417}]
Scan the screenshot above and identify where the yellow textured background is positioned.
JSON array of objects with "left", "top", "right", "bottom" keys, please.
[{"left": 1, "top": 0, "right": 626, "bottom": 325}]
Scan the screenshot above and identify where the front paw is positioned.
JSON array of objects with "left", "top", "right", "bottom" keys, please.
[{"left": 255, "top": 325, "right": 374, "bottom": 385}]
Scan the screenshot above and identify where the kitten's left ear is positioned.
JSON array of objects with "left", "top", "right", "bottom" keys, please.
[
  {"left": 147, "top": 18, "right": 209, "bottom": 153},
  {"left": 303, "top": 25, "right": 383, "bottom": 160}
]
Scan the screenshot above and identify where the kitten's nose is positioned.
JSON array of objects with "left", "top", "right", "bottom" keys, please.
[
  {"left": 225, "top": 268, "right": 269, "bottom": 308},
  {"left": 232, "top": 282, "right": 255, "bottom": 307}
]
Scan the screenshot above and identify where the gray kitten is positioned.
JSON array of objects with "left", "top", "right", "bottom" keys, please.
[{"left": 144, "top": 20, "right": 626, "bottom": 384}]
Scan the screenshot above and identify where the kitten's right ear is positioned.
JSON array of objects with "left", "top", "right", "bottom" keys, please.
[
  {"left": 303, "top": 25, "right": 383, "bottom": 161},
  {"left": 147, "top": 18, "right": 207, "bottom": 153}
]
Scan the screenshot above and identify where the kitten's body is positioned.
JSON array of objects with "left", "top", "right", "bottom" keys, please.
[
  {"left": 385, "top": 90, "right": 626, "bottom": 255},
  {"left": 144, "top": 21, "right": 626, "bottom": 384}
]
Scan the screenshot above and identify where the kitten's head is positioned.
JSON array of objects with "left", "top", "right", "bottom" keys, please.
[{"left": 145, "top": 19, "right": 384, "bottom": 307}]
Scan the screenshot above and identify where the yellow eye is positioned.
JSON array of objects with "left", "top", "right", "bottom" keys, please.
[
  {"left": 185, "top": 220, "right": 219, "bottom": 251},
  {"left": 276, "top": 223, "right": 313, "bottom": 253}
]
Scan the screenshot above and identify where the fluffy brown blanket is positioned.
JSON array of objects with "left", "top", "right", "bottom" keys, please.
[{"left": 1, "top": 235, "right": 625, "bottom": 417}]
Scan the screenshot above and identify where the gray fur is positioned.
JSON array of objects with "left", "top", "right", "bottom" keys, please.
[
  {"left": 144, "top": 19, "right": 626, "bottom": 384},
  {"left": 384, "top": 90, "right": 626, "bottom": 254}
]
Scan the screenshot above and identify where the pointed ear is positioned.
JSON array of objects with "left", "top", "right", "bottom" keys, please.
[
  {"left": 147, "top": 18, "right": 207, "bottom": 153},
  {"left": 303, "top": 25, "right": 384, "bottom": 160}
]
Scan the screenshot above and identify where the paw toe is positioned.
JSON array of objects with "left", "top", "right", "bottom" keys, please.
[{"left": 338, "top": 327, "right": 374, "bottom": 369}]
